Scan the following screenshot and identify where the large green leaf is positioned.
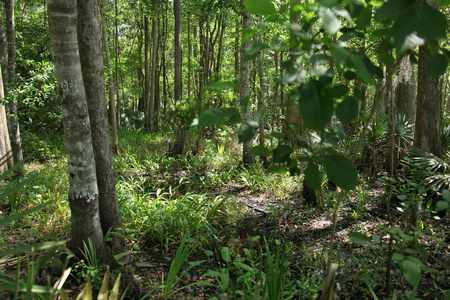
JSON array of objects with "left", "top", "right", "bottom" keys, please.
[
  {"left": 323, "top": 154, "right": 357, "bottom": 190},
  {"left": 305, "top": 162, "right": 323, "bottom": 190},
  {"left": 348, "top": 232, "right": 372, "bottom": 246},
  {"left": 273, "top": 145, "right": 293, "bottom": 163},
  {"left": 355, "top": 4, "right": 372, "bottom": 29},
  {"left": 238, "top": 121, "right": 259, "bottom": 143},
  {"left": 318, "top": 7, "right": 341, "bottom": 34},
  {"left": 244, "top": 43, "right": 269, "bottom": 62},
  {"left": 402, "top": 258, "right": 421, "bottom": 287},
  {"left": 207, "top": 81, "right": 236, "bottom": 91},
  {"left": 299, "top": 80, "right": 333, "bottom": 132},
  {"left": 244, "top": 0, "right": 277, "bottom": 16},
  {"left": 336, "top": 97, "right": 358, "bottom": 124},
  {"left": 427, "top": 53, "right": 448, "bottom": 77},
  {"left": 196, "top": 108, "right": 241, "bottom": 127},
  {"left": 349, "top": 53, "right": 376, "bottom": 85},
  {"left": 249, "top": 146, "right": 272, "bottom": 156},
  {"left": 0, "top": 240, "right": 67, "bottom": 257}
]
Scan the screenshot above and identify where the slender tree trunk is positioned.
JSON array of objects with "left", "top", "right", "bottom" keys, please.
[
  {"left": 150, "top": 1, "right": 158, "bottom": 130},
  {"left": 257, "top": 21, "right": 267, "bottom": 165},
  {"left": 4, "top": 0, "right": 22, "bottom": 167},
  {"left": 114, "top": 0, "right": 120, "bottom": 126},
  {"left": 187, "top": 15, "right": 191, "bottom": 99},
  {"left": 77, "top": 0, "right": 126, "bottom": 256},
  {"left": 414, "top": 45, "right": 443, "bottom": 157},
  {"left": 174, "top": 0, "right": 182, "bottom": 104},
  {"left": 241, "top": 2, "right": 254, "bottom": 165},
  {"left": 48, "top": 0, "right": 108, "bottom": 261},
  {"left": 0, "top": 66, "right": 12, "bottom": 172},
  {"left": 99, "top": 0, "right": 119, "bottom": 154},
  {"left": 144, "top": 13, "right": 152, "bottom": 130}
]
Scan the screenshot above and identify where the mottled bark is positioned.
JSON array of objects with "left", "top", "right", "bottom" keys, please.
[
  {"left": 48, "top": 0, "right": 107, "bottom": 261},
  {"left": 240, "top": 3, "right": 254, "bottom": 165},
  {"left": 0, "top": 66, "right": 12, "bottom": 172},
  {"left": 413, "top": 45, "right": 443, "bottom": 157},
  {"left": 395, "top": 55, "right": 416, "bottom": 123},
  {"left": 4, "top": 0, "right": 22, "bottom": 167},
  {"left": 77, "top": 0, "right": 126, "bottom": 256},
  {"left": 99, "top": 0, "right": 119, "bottom": 154}
]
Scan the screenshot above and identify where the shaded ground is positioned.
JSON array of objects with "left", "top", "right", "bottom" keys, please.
[{"left": 1, "top": 178, "right": 449, "bottom": 299}]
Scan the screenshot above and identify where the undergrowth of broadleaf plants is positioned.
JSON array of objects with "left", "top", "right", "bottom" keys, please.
[{"left": 1, "top": 128, "right": 449, "bottom": 299}]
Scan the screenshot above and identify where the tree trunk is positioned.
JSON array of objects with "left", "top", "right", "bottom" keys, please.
[
  {"left": 0, "top": 66, "right": 13, "bottom": 172},
  {"left": 77, "top": 0, "right": 126, "bottom": 256},
  {"left": 99, "top": 0, "right": 119, "bottom": 154},
  {"left": 4, "top": 0, "right": 23, "bottom": 167},
  {"left": 395, "top": 55, "right": 416, "bottom": 123},
  {"left": 144, "top": 13, "right": 152, "bottom": 130},
  {"left": 48, "top": 0, "right": 108, "bottom": 261},
  {"left": 240, "top": 2, "right": 254, "bottom": 165},
  {"left": 413, "top": 45, "right": 443, "bottom": 158},
  {"left": 114, "top": 0, "right": 120, "bottom": 126},
  {"left": 174, "top": 0, "right": 182, "bottom": 104},
  {"left": 257, "top": 25, "right": 267, "bottom": 165},
  {"left": 151, "top": 1, "right": 159, "bottom": 130},
  {"left": 282, "top": 0, "right": 303, "bottom": 145}
]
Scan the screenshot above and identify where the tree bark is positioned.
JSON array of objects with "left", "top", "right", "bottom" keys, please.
[
  {"left": 99, "top": 0, "right": 119, "bottom": 154},
  {"left": 48, "top": 0, "right": 108, "bottom": 261},
  {"left": 77, "top": 0, "right": 126, "bottom": 256},
  {"left": 240, "top": 2, "right": 255, "bottom": 165},
  {"left": 395, "top": 55, "right": 416, "bottom": 123},
  {"left": 0, "top": 65, "right": 12, "bottom": 172},
  {"left": 4, "top": 0, "right": 23, "bottom": 167},
  {"left": 144, "top": 12, "right": 152, "bottom": 130},
  {"left": 413, "top": 45, "right": 443, "bottom": 157},
  {"left": 151, "top": 1, "right": 159, "bottom": 130},
  {"left": 174, "top": 0, "right": 182, "bottom": 104}
]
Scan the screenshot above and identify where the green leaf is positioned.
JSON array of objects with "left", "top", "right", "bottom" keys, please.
[
  {"left": 244, "top": 0, "right": 277, "bottom": 16},
  {"left": 267, "top": 165, "right": 289, "bottom": 175},
  {"left": 336, "top": 97, "right": 358, "bottom": 124},
  {"left": 273, "top": 145, "right": 293, "bottom": 163},
  {"left": 331, "top": 85, "right": 349, "bottom": 98},
  {"left": 0, "top": 240, "right": 67, "bottom": 257},
  {"left": 253, "top": 108, "right": 267, "bottom": 121},
  {"left": 221, "top": 247, "right": 231, "bottom": 263},
  {"left": 299, "top": 80, "right": 334, "bottom": 132},
  {"left": 427, "top": 54, "right": 448, "bottom": 76},
  {"left": 442, "top": 189, "right": 450, "bottom": 201},
  {"left": 435, "top": 201, "right": 449, "bottom": 212},
  {"left": 249, "top": 146, "right": 272, "bottom": 156},
  {"left": 305, "top": 162, "right": 323, "bottom": 190},
  {"left": 348, "top": 232, "right": 372, "bottom": 246},
  {"left": 323, "top": 154, "right": 357, "bottom": 190},
  {"left": 402, "top": 258, "right": 421, "bottom": 287},
  {"left": 392, "top": 253, "right": 405, "bottom": 261},
  {"left": 350, "top": 54, "right": 376, "bottom": 85},
  {"left": 318, "top": 7, "right": 341, "bottom": 34},
  {"left": 196, "top": 108, "right": 241, "bottom": 127},
  {"left": 355, "top": 5, "right": 372, "bottom": 29},
  {"left": 207, "top": 81, "right": 237, "bottom": 91},
  {"left": 0, "top": 201, "right": 51, "bottom": 228},
  {"left": 238, "top": 121, "right": 259, "bottom": 143},
  {"left": 244, "top": 43, "right": 269, "bottom": 62}
]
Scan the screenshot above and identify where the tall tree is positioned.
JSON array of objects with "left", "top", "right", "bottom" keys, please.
[
  {"left": 240, "top": 2, "right": 254, "bottom": 165},
  {"left": 77, "top": 0, "right": 126, "bottom": 256},
  {"left": 395, "top": 54, "right": 416, "bottom": 122},
  {"left": 0, "top": 65, "right": 12, "bottom": 172},
  {"left": 413, "top": 45, "right": 443, "bottom": 157},
  {"left": 150, "top": 0, "right": 159, "bottom": 130},
  {"left": 4, "top": 0, "right": 23, "bottom": 167},
  {"left": 99, "top": 0, "right": 119, "bottom": 154},
  {"left": 143, "top": 11, "right": 152, "bottom": 130},
  {"left": 48, "top": 0, "right": 108, "bottom": 260},
  {"left": 174, "top": 0, "right": 182, "bottom": 104}
]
